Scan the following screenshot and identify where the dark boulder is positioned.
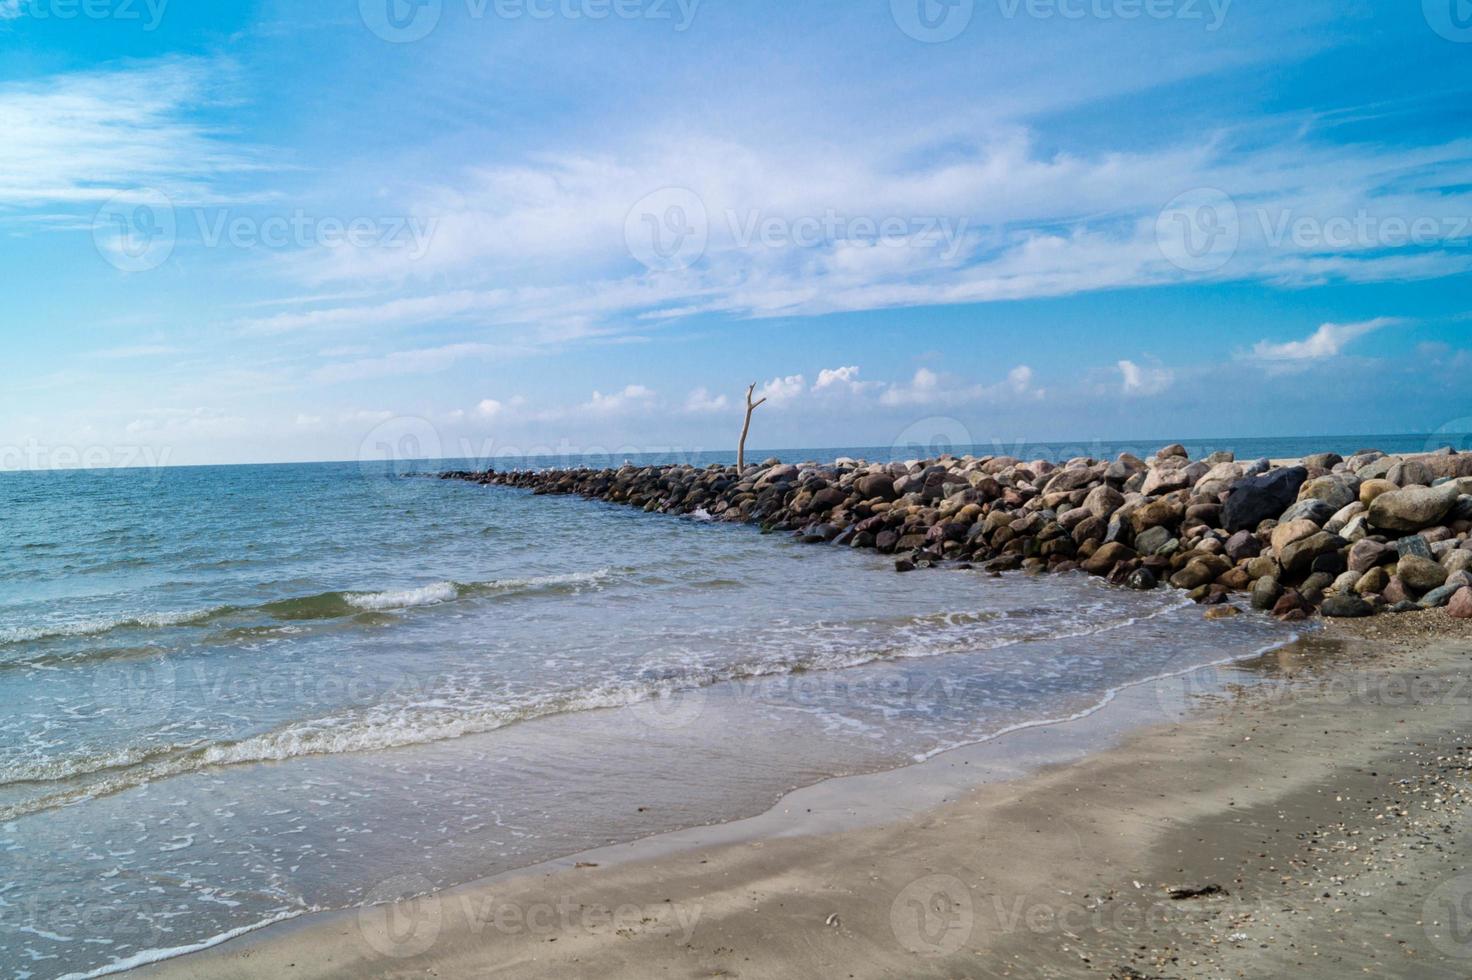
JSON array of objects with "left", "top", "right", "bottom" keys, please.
[{"left": 1222, "top": 467, "right": 1308, "bottom": 532}]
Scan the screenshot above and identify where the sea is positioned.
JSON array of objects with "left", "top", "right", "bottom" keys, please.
[{"left": 0, "top": 434, "right": 1458, "bottom": 978}]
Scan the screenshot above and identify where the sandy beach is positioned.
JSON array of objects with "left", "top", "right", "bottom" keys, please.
[{"left": 135, "top": 611, "right": 1472, "bottom": 980}]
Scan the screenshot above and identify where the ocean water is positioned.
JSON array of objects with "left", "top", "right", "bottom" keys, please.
[{"left": 0, "top": 440, "right": 1420, "bottom": 978}]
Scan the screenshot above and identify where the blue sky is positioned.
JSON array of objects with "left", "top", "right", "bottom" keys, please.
[{"left": 2, "top": 0, "right": 1470, "bottom": 467}]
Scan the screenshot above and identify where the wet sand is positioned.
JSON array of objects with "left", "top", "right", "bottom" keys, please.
[{"left": 135, "top": 612, "right": 1472, "bottom": 980}]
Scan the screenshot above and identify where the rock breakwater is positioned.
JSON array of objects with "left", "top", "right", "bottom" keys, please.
[{"left": 441, "top": 445, "right": 1472, "bottom": 620}]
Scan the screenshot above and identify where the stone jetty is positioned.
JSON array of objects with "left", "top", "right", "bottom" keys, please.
[{"left": 441, "top": 445, "right": 1472, "bottom": 620}]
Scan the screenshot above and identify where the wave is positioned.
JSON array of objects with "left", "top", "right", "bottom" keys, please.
[
  {"left": 0, "top": 569, "right": 615, "bottom": 651},
  {"left": 0, "top": 593, "right": 1209, "bottom": 819}
]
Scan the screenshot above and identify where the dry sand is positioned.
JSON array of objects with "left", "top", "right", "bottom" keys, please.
[{"left": 139, "top": 615, "right": 1472, "bottom": 980}]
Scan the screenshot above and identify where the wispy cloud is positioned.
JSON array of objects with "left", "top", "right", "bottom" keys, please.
[
  {"left": 0, "top": 58, "right": 257, "bottom": 209},
  {"left": 1249, "top": 317, "right": 1403, "bottom": 361}
]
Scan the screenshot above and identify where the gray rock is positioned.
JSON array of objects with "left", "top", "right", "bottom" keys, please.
[
  {"left": 1396, "top": 535, "right": 1434, "bottom": 560},
  {"left": 1419, "top": 583, "right": 1462, "bottom": 609},
  {"left": 1388, "top": 459, "right": 1435, "bottom": 488},
  {"left": 1251, "top": 575, "right": 1283, "bottom": 611},
  {"left": 1135, "top": 525, "right": 1174, "bottom": 556},
  {"left": 1321, "top": 594, "right": 1374, "bottom": 618},
  {"left": 1279, "top": 499, "right": 1336, "bottom": 526},
  {"left": 1083, "top": 484, "right": 1126, "bottom": 520},
  {"left": 1340, "top": 515, "right": 1371, "bottom": 542}
]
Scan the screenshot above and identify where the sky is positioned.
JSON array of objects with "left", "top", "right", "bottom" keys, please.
[{"left": 2, "top": 0, "right": 1471, "bottom": 468}]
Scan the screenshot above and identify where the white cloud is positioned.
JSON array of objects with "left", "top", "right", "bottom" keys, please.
[
  {"left": 880, "top": 365, "right": 1042, "bottom": 407},
  {"left": 1249, "top": 318, "right": 1401, "bottom": 361},
  {"left": 756, "top": 374, "right": 806, "bottom": 405},
  {"left": 1117, "top": 359, "right": 1174, "bottom": 396},
  {"left": 813, "top": 365, "right": 877, "bottom": 395},
  {"left": 684, "top": 387, "right": 729, "bottom": 413},
  {"left": 584, "top": 384, "right": 656, "bottom": 415}
]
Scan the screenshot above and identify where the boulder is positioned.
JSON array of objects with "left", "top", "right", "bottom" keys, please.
[
  {"left": 1222, "top": 467, "right": 1308, "bottom": 533},
  {"left": 1171, "top": 555, "right": 1233, "bottom": 590},
  {"left": 1279, "top": 499, "right": 1336, "bottom": 526},
  {"left": 1396, "top": 535, "right": 1434, "bottom": 560},
  {"left": 1321, "top": 594, "right": 1374, "bottom": 618},
  {"left": 1126, "top": 567, "right": 1158, "bottom": 591},
  {"left": 1368, "top": 484, "right": 1460, "bottom": 533},
  {"left": 1225, "top": 530, "right": 1261, "bottom": 563},
  {"left": 1272, "top": 589, "right": 1312, "bottom": 619},
  {"left": 1359, "top": 479, "right": 1398, "bottom": 507},
  {"left": 1279, "top": 531, "right": 1347, "bottom": 578},
  {"left": 1339, "top": 516, "right": 1371, "bottom": 542},
  {"left": 1387, "top": 459, "right": 1434, "bottom": 488},
  {"left": 1157, "top": 443, "right": 1188, "bottom": 459},
  {"left": 1298, "top": 475, "right": 1359, "bottom": 512},
  {"left": 1348, "top": 539, "right": 1392, "bottom": 573},
  {"left": 1081, "top": 542, "right": 1136, "bottom": 575},
  {"left": 1443, "top": 549, "right": 1472, "bottom": 577},
  {"left": 1131, "top": 498, "right": 1184, "bottom": 533},
  {"left": 1419, "top": 583, "right": 1462, "bottom": 609},
  {"left": 1271, "top": 519, "right": 1321, "bottom": 555},
  {"left": 1325, "top": 502, "right": 1366, "bottom": 534},
  {"left": 1302, "top": 452, "right": 1344, "bottom": 470},
  {"left": 1135, "top": 525, "right": 1174, "bottom": 556},
  {"left": 1246, "top": 555, "right": 1280, "bottom": 580},
  {"left": 1355, "top": 567, "right": 1390, "bottom": 596},
  {"left": 1397, "top": 555, "right": 1448, "bottom": 594},
  {"left": 858, "top": 474, "right": 900, "bottom": 501},
  {"left": 1450, "top": 587, "right": 1472, "bottom": 620},
  {"left": 1142, "top": 464, "right": 1193, "bottom": 496},
  {"left": 1251, "top": 575, "right": 1283, "bottom": 610},
  {"left": 1083, "top": 484, "right": 1126, "bottom": 520}
]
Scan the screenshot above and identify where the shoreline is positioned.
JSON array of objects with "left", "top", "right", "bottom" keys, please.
[
  {"left": 442, "top": 444, "right": 1472, "bottom": 621},
  {"left": 136, "top": 614, "right": 1472, "bottom": 979}
]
